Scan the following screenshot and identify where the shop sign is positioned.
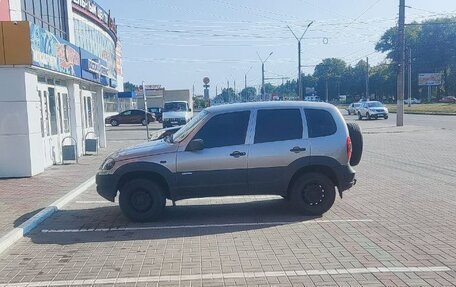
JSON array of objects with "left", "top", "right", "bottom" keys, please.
[
  {"left": 72, "top": 0, "right": 117, "bottom": 35},
  {"left": 30, "top": 23, "right": 81, "bottom": 77},
  {"left": 81, "top": 49, "right": 109, "bottom": 86}
]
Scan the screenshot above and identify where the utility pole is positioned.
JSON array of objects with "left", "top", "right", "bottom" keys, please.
[
  {"left": 287, "top": 22, "right": 313, "bottom": 100},
  {"left": 396, "top": 0, "right": 405, "bottom": 126},
  {"left": 325, "top": 78, "right": 329, "bottom": 103},
  {"left": 257, "top": 52, "right": 273, "bottom": 101},
  {"left": 408, "top": 48, "right": 412, "bottom": 107},
  {"left": 234, "top": 80, "right": 237, "bottom": 102},
  {"left": 261, "top": 62, "right": 265, "bottom": 101},
  {"left": 142, "top": 81, "right": 149, "bottom": 140},
  {"left": 366, "top": 57, "right": 369, "bottom": 100},
  {"left": 244, "top": 66, "right": 252, "bottom": 90},
  {"left": 192, "top": 84, "right": 195, "bottom": 97}
]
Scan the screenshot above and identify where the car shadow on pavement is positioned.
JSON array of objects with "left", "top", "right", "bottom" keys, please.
[{"left": 24, "top": 199, "right": 320, "bottom": 245}]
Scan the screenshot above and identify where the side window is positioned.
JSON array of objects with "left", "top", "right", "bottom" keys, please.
[
  {"left": 122, "top": 111, "right": 132, "bottom": 116},
  {"left": 193, "top": 111, "right": 250, "bottom": 149},
  {"left": 254, "top": 109, "right": 303, "bottom": 144},
  {"left": 305, "top": 109, "right": 337, "bottom": 138}
]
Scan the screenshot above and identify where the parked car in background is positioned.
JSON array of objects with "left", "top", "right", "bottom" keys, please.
[
  {"left": 358, "top": 101, "right": 389, "bottom": 120},
  {"left": 440, "top": 96, "right": 456, "bottom": 103},
  {"left": 347, "top": 103, "right": 361, "bottom": 115},
  {"left": 105, "top": 110, "right": 155, "bottom": 126},
  {"left": 96, "top": 101, "right": 363, "bottom": 222},
  {"left": 404, "top": 98, "right": 422, "bottom": 104},
  {"left": 148, "top": 107, "right": 163, "bottom": 122}
]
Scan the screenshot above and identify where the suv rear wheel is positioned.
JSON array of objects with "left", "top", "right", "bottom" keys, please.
[
  {"left": 119, "top": 179, "right": 166, "bottom": 222},
  {"left": 290, "top": 173, "right": 336, "bottom": 216},
  {"left": 358, "top": 112, "right": 363, "bottom": 120}
]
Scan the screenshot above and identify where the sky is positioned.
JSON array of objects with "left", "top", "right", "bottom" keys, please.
[{"left": 97, "top": 0, "right": 456, "bottom": 96}]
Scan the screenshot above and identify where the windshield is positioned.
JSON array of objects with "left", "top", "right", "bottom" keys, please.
[
  {"left": 368, "top": 102, "right": 383, "bottom": 107},
  {"left": 172, "top": 110, "right": 208, "bottom": 142},
  {"left": 164, "top": 102, "right": 187, "bottom": 112}
]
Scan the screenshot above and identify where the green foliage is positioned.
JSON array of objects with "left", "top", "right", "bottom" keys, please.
[
  {"left": 240, "top": 87, "right": 257, "bottom": 102},
  {"left": 123, "top": 81, "right": 137, "bottom": 92}
]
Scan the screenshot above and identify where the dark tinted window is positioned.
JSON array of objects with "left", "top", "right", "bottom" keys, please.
[
  {"left": 193, "top": 111, "right": 250, "bottom": 149},
  {"left": 305, "top": 109, "right": 337, "bottom": 138},
  {"left": 254, "top": 109, "right": 303, "bottom": 144},
  {"left": 132, "top": 110, "right": 144, "bottom": 115}
]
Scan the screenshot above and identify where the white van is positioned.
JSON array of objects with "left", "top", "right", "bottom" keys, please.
[{"left": 162, "top": 101, "right": 193, "bottom": 128}]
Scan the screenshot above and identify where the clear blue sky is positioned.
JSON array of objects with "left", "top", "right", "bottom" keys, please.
[{"left": 97, "top": 0, "right": 456, "bottom": 95}]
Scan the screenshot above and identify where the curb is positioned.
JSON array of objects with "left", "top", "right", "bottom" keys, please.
[
  {"left": 389, "top": 111, "right": 456, "bottom": 116},
  {"left": 0, "top": 176, "right": 95, "bottom": 255}
]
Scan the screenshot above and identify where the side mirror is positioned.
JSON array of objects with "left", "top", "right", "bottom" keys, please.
[
  {"left": 188, "top": 108, "right": 192, "bottom": 112},
  {"left": 186, "top": 139, "right": 204, "bottom": 151}
]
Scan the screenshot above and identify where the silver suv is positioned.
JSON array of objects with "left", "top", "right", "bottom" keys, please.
[
  {"left": 358, "top": 101, "right": 389, "bottom": 120},
  {"left": 97, "top": 102, "right": 363, "bottom": 222}
]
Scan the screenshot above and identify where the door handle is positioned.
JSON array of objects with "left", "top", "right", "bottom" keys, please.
[
  {"left": 230, "top": 151, "right": 246, "bottom": 158},
  {"left": 290, "top": 146, "right": 307, "bottom": 153}
]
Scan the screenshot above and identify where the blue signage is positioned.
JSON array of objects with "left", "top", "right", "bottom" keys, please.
[
  {"left": 80, "top": 49, "right": 109, "bottom": 86},
  {"left": 117, "top": 91, "right": 136, "bottom": 98},
  {"left": 30, "top": 23, "right": 82, "bottom": 77}
]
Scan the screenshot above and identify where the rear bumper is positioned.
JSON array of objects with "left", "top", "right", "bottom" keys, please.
[
  {"left": 334, "top": 165, "right": 356, "bottom": 192},
  {"left": 96, "top": 173, "right": 119, "bottom": 202}
]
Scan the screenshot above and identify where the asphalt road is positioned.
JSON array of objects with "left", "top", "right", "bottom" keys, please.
[{"left": 0, "top": 113, "right": 455, "bottom": 286}]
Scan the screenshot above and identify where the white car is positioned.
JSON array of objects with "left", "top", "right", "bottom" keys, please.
[
  {"left": 404, "top": 98, "right": 421, "bottom": 104},
  {"left": 358, "top": 101, "right": 389, "bottom": 120},
  {"left": 347, "top": 103, "right": 361, "bottom": 115}
]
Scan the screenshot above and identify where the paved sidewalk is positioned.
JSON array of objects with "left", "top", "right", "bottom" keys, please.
[{"left": 0, "top": 126, "right": 148, "bottom": 238}]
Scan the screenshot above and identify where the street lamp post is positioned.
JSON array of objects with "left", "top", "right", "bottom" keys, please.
[
  {"left": 244, "top": 66, "right": 252, "bottom": 90},
  {"left": 257, "top": 52, "right": 273, "bottom": 101},
  {"left": 287, "top": 21, "right": 313, "bottom": 100}
]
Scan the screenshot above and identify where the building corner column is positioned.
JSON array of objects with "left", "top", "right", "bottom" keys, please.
[{"left": 95, "top": 86, "right": 106, "bottom": 148}]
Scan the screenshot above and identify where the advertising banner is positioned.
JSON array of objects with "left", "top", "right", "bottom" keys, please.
[
  {"left": 30, "top": 23, "right": 81, "bottom": 77},
  {"left": 80, "top": 48, "right": 109, "bottom": 86},
  {"left": 418, "top": 73, "right": 442, "bottom": 86}
]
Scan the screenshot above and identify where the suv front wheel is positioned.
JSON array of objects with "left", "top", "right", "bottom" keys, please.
[
  {"left": 119, "top": 179, "right": 166, "bottom": 222},
  {"left": 290, "top": 173, "right": 336, "bottom": 216}
]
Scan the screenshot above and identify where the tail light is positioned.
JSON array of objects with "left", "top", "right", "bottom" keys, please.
[{"left": 346, "top": 136, "right": 352, "bottom": 162}]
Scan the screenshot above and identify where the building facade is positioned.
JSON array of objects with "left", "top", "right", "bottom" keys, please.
[{"left": 0, "top": 0, "right": 123, "bottom": 178}]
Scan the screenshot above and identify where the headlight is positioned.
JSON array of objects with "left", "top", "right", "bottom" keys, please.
[{"left": 100, "top": 158, "right": 116, "bottom": 170}]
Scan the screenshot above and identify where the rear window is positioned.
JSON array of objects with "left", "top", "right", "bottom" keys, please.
[
  {"left": 305, "top": 109, "right": 337, "bottom": 138},
  {"left": 254, "top": 109, "right": 303, "bottom": 144}
]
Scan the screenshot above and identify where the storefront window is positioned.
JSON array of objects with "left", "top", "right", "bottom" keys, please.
[
  {"left": 87, "top": 97, "right": 93, "bottom": 128},
  {"left": 48, "top": 88, "right": 58, "bottom": 135},
  {"left": 43, "top": 91, "right": 50, "bottom": 136},
  {"left": 38, "top": 91, "right": 45, "bottom": 138},
  {"left": 62, "top": 94, "right": 70, "bottom": 133}
]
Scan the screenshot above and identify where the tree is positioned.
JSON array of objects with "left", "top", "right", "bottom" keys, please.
[
  {"left": 240, "top": 87, "right": 256, "bottom": 102},
  {"left": 313, "top": 58, "right": 347, "bottom": 101},
  {"left": 376, "top": 17, "right": 456, "bottom": 98},
  {"left": 123, "top": 81, "right": 137, "bottom": 92}
]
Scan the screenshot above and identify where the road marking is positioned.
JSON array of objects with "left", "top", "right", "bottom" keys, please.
[
  {"left": 75, "top": 201, "right": 115, "bottom": 204},
  {"left": 41, "top": 219, "right": 373, "bottom": 233},
  {"left": 0, "top": 266, "right": 450, "bottom": 286}
]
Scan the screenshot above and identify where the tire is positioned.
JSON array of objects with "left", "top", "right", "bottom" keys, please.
[
  {"left": 290, "top": 173, "right": 336, "bottom": 216},
  {"left": 119, "top": 179, "right": 166, "bottom": 222},
  {"left": 141, "top": 118, "right": 149, "bottom": 126},
  {"left": 348, "top": 110, "right": 351, "bottom": 115},
  {"left": 367, "top": 113, "right": 371, "bottom": 120},
  {"left": 384, "top": 115, "right": 389, "bottom": 119},
  {"left": 110, "top": 119, "right": 119, "bottom": 126},
  {"left": 347, "top": 122, "right": 363, "bottom": 166},
  {"left": 358, "top": 112, "right": 363, "bottom": 120}
]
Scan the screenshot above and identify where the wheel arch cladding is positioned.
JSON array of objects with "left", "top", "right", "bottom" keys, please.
[
  {"left": 115, "top": 162, "right": 173, "bottom": 199},
  {"left": 286, "top": 156, "right": 340, "bottom": 196}
]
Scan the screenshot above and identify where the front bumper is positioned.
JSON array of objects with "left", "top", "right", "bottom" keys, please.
[
  {"left": 163, "top": 118, "right": 186, "bottom": 127},
  {"left": 96, "top": 173, "right": 119, "bottom": 202},
  {"left": 334, "top": 165, "right": 356, "bottom": 193}
]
